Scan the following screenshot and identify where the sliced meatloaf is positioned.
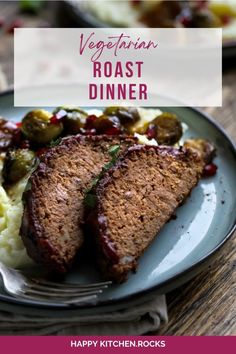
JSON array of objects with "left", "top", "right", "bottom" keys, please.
[
  {"left": 87, "top": 145, "right": 205, "bottom": 283},
  {"left": 20, "top": 135, "right": 135, "bottom": 273}
]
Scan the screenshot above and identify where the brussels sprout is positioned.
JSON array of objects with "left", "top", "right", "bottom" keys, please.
[
  {"left": 63, "top": 112, "right": 86, "bottom": 134},
  {"left": 139, "top": 112, "right": 183, "bottom": 145},
  {"left": 21, "top": 110, "right": 63, "bottom": 145},
  {"left": 53, "top": 106, "right": 87, "bottom": 115},
  {"left": 103, "top": 107, "right": 140, "bottom": 128},
  {"left": 155, "top": 113, "right": 182, "bottom": 145},
  {"left": 3, "top": 148, "right": 36, "bottom": 184},
  {"left": 183, "top": 139, "right": 216, "bottom": 164},
  {"left": 53, "top": 106, "right": 87, "bottom": 134},
  {"left": 93, "top": 114, "right": 121, "bottom": 134}
]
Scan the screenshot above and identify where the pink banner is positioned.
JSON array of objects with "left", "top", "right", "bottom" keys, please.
[{"left": 0, "top": 336, "right": 235, "bottom": 354}]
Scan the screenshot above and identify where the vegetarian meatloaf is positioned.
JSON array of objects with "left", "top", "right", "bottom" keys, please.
[
  {"left": 86, "top": 145, "right": 206, "bottom": 283},
  {"left": 20, "top": 135, "right": 135, "bottom": 273}
]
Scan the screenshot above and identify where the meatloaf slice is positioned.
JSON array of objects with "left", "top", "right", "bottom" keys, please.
[
  {"left": 20, "top": 135, "right": 135, "bottom": 273},
  {"left": 87, "top": 145, "right": 205, "bottom": 283}
]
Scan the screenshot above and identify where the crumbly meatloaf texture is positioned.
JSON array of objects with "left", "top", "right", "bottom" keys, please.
[
  {"left": 20, "top": 135, "right": 136, "bottom": 273},
  {"left": 88, "top": 145, "right": 205, "bottom": 283}
]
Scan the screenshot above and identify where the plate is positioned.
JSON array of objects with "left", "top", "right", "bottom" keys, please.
[
  {"left": 55, "top": 0, "right": 236, "bottom": 59},
  {"left": 0, "top": 90, "right": 236, "bottom": 313}
]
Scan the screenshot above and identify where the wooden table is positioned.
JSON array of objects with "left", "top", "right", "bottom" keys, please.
[{"left": 0, "top": 1, "right": 235, "bottom": 336}]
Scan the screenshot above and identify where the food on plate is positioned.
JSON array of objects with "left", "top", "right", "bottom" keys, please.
[
  {"left": 82, "top": 0, "right": 236, "bottom": 40},
  {"left": 53, "top": 106, "right": 88, "bottom": 135},
  {"left": 0, "top": 106, "right": 164, "bottom": 269},
  {"left": 136, "top": 112, "right": 183, "bottom": 145},
  {"left": 0, "top": 118, "right": 18, "bottom": 152},
  {"left": 0, "top": 161, "right": 31, "bottom": 268},
  {"left": 17, "top": 107, "right": 167, "bottom": 143},
  {"left": 0, "top": 106, "right": 217, "bottom": 282},
  {"left": 21, "top": 109, "right": 63, "bottom": 145},
  {"left": 183, "top": 138, "right": 216, "bottom": 164},
  {"left": 85, "top": 145, "right": 210, "bottom": 282},
  {"left": 139, "top": 0, "right": 221, "bottom": 28},
  {"left": 0, "top": 106, "right": 163, "bottom": 186},
  {"left": 103, "top": 106, "right": 140, "bottom": 129},
  {"left": 20, "top": 135, "right": 136, "bottom": 273},
  {"left": 3, "top": 148, "right": 36, "bottom": 185}
]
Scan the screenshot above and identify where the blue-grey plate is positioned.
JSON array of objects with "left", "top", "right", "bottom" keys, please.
[{"left": 0, "top": 90, "right": 235, "bottom": 313}]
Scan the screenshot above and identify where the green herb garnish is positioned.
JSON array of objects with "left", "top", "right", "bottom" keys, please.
[
  {"left": 108, "top": 144, "right": 120, "bottom": 157},
  {"left": 84, "top": 144, "right": 121, "bottom": 208},
  {"left": 49, "top": 137, "right": 62, "bottom": 148},
  {"left": 84, "top": 193, "right": 97, "bottom": 208}
]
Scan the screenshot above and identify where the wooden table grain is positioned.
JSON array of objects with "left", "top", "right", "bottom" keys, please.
[{"left": 0, "top": 1, "right": 235, "bottom": 336}]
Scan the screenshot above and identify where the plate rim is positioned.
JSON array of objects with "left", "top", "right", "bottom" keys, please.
[{"left": 0, "top": 89, "right": 235, "bottom": 310}]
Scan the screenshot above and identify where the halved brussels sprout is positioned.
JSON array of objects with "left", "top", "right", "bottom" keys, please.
[
  {"left": 53, "top": 106, "right": 87, "bottom": 134},
  {"left": 138, "top": 112, "right": 183, "bottom": 145},
  {"left": 3, "top": 148, "right": 36, "bottom": 184},
  {"left": 153, "top": 112, "right": 183, "bottom": 145},
  {"left": 93, "top": 114, "right": 121, "bottom": 134},
  {"left": 103, "top": 106, "right": 140, "bottom": 129},
  {"left": 21, "top": 110, "right": 63, "bottom": 145}
]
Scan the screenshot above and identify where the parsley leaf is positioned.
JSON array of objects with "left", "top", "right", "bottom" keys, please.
[
  {"left": 108, "top": 144, "right": 120, "bottom": 158},
  {"left": 49, "top": 137, "right": 62, "bottom": 148},
  {"left": 84, "top": 144, "right": 121, "bottom": 208},
  {"left": 84, "top": 193, "right": 97, "bottom": 208}
]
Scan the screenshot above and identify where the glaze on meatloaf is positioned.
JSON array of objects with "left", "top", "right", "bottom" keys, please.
[
  {"left": 20, "top": 135, "right": 135, "bottom": 273},
  {"left": 87, "top": 145, "right": 205, "bottom": 283}
]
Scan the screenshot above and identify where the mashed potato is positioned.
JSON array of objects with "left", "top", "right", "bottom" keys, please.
[
  {"left": 0, "top": 159, "right": 32, "bottom": 268},
  {"left": 81, "top": 0, "right": 140, "bottom": 27}
]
